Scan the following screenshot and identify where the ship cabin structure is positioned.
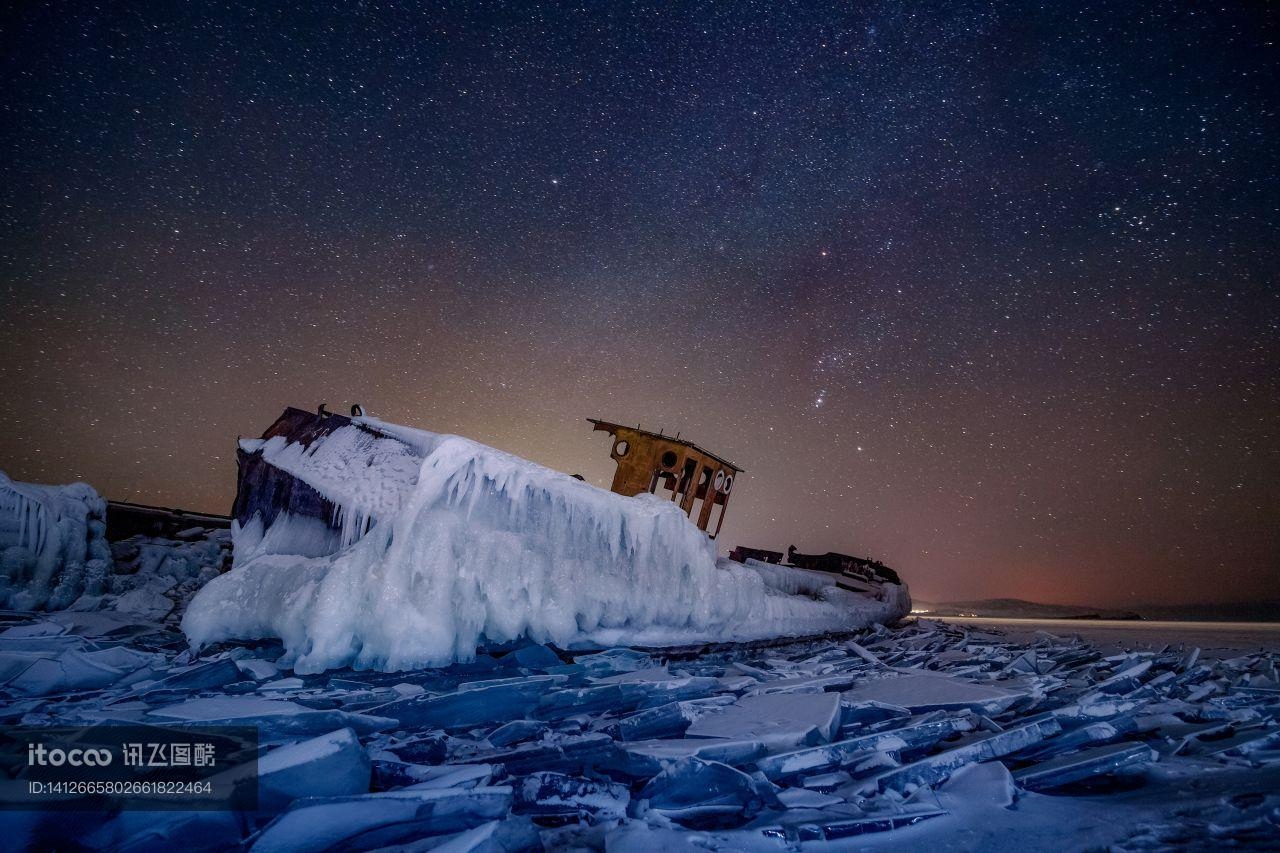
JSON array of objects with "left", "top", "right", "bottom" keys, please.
[{"left": 589, "top": 419, "right": 743, "bottom": 538}]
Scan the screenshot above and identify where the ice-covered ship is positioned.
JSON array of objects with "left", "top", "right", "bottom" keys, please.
[{"left": 181, "top": 406, "right": 910, "bottom": 673}]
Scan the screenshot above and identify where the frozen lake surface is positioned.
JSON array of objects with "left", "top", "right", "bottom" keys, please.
[
  {"left": 2, "top": 607, "right": 1278, "bottom": 851},
  {"left": 938, "top": 616, "right": 1280, "bottom": 656}
]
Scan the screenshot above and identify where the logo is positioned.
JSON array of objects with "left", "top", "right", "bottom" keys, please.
[{"left": 27, "top": 743, "right": 113, "bottom": 767}]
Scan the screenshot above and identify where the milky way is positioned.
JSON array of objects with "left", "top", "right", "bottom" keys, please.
[{"left": 1, "top": 2, "right": 1276, "bottom": 608}]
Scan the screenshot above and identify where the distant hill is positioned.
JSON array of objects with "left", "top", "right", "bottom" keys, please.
[
  {"left": 914, "top": 597, "right": 1280, "bottom": 623},
  {"left": 912, "top": 598, "right": 1143, "bottom": 620}
]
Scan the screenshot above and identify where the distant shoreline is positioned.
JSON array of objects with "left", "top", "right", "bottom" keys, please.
[
  {"left": 929, "top": 614, "right": 1280, "bottom": 627},
  {"left": 913, "top": 598, "right": 1280, "bottom": 624}
]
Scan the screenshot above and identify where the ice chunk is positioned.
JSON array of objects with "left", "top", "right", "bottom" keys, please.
[
  {"left": 402, "top": 764, "right": 496, "bottom": 791},
  {"left": 639, "top": 757, "right": 765, "bottom": 826},
  {"left": 213, "top": 727, "right": 370, "bottom": 810},
  {"left": 86, "top": 811, "right": 246, "bottom": 853},
  {"left": 249, "top": 786, "right": 512, "bottom": 853},
  {"left": 1015, "top": 720, "right": 1124, "bottom": 761},
  {"left": 0, "top": 471, "right": 112, "bottom": 611},
  {"left": 839, "top": 699, "right": 912, "bottom": 730},
  {"left": 237, "top": 659, "right": 281, "bottom": 681},
  {"left": 508, "top": 643, "right": 562, "bottom": 670},
  {"left": 383, "top": 732, "right": 448, "bottom": 765},
  {"left": 576, "top": 648, "right": 653, "bottom": 677},
  {"left": 753, "top": 799, "right": 947, "bottom": 842},
  {"left": 375, "top": 675, "right": 561, "bottom": 729},
  {"left": 872, "top": 717, "right": 1062, "bottom": 793},
  {"left": 127, "top": 658, "right": 242, "bottom": 700},
  {"left": 613, "top": 737, "right": 769, "bottom": 778},
  {"left": 1013, "top": 741, "right": 1156, "bottom": 791},
  {"left": 514, "top": 772, "right": 630, "bottom": 821},
  {"left": 147, "top": 696, "right": 394, "bottom": 738},
  {"left": 536, "top": 684, "right": 630, "bottom": 720},
  {"left": 486, "top": 719, "right": 548, "bottom": 748},
  {"left": 458, "top": 733, "right": 617, "bottom": 776},
  {"left": 757, "top": 731, "right": 910, "bottom": 781},
  {"left": 842, "top": 673, "right": 1026, "bottom": 714},
  {"left": 183, "top": 422, "right": 909, "bottom": 673},
  {"left": 8, "top": 646, "right": 155, "bottom": 696},
  {"left": 617, "top": 696, "right": 736, "bottom": 742},
  {"left": 938, "top": 760, "right": 1016, "bottom": 808},
  {"left": 606, "top": 823, "right": 709, "bottom": 852},
  {"left": 685, "top": 692, "right": 842, "bottom": 751},
  {"left": 776, "top": 787, "right": 844, "bottom": 809},
  {"left": 422, "top": 821, "right": 502, "bottom": 853}
]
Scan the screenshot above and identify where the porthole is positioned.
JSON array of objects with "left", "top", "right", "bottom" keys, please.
[
  {"left": 722, "top": 475, "right": 734, "bottom": 494},
  {"left": 614, "top": 439, "right": 630, "bottom": 457},
  {"left": 660, "top": 450, "right": 679, "bottom": 469},
  {"left": 713, "top": 470, "right": 726, "bottom": 491}
]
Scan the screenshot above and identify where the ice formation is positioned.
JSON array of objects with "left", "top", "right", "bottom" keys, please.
[
  {"left": 184, "top": 416, "right": 909, "bottom": 673},
  {"left": 0, "top": 470, "right": 112, "bottom": 610},
  {"left": 5, "top": 611, "right": 1280, "bottom": 851}
]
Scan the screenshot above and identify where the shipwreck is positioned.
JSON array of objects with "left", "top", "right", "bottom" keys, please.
[{"left": 177, "top": 404, "right": 909, "bottom": 673}]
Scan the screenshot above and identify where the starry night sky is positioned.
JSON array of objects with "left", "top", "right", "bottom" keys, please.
[{"left": 2, "top": 2, "right": 1276, "bottom": 608}]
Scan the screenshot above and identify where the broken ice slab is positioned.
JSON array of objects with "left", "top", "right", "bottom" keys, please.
[
  {"left": 744, "top": 671, "right": 860, "bottom": 695},
  {"left": 1014, "top": 720, "right": 1127, "bottom": 761},
  {"left": 506, "top": 643, "right": 562, "bottom": 670},
  {"left": 685, "top": 692, "right": 842, "bottom": 751},
  {"left": 872, "top": 717, "right": 1062, "bottom": 793},
  {"left": 1180, "top": 725, "right": 1280, "bottom": 758},
  {"left": 938, "top": 760, "right": 1016, "bottom": 808},
  {"left": 79, "top": 810, "right": 246, "bottom": 853},
  {"left": 752, "top": 801, "right": 947, "bottom": 843},
  {"left": 373, "top": 674, "right": 564, "bottom": 730},
  {"left": 249, "top": 786, "right": 512, "bottom": 853},
  {"left": 776, "top": 787, "right": 844, "bottom": 809},
  {"left": 146, "top": 696, "right": 394, "bottom": 739},
  {"left": 613, "top": 737, "right": 769, "bottom": 778},
  {"left": 616, "top": 696, "right": 736, "bottom": 742},
  {"left": 799, "top": 770, "right": 853, "bottom": 792},
  {"left": 119, "top": 657, "right": 243, "bottom": 701},
  {"left": 596, "top": 668, "right": 721, "bottom": 705},
  {"left": 211, "top": 727, "right": 371, "bottom": 811},
  {"left": 639, "top": 757, "right": 765, "bottom": 826},
  {"left": 402, "top": 764, "right": 496, "bottom": 791},
  {"left": 258, "top": 676, "right": 306, "bottom": 692},
  {"left": 487, "top": 719, "right": 549, "bottom": 748},
  {"left": 842, "top": 673, "right": 1027, "bottom": 715},
  {"left": 575, "top": 648, "right": 653, "bottom": 677},
  {"left": 1013, "top": 741, "right": 1156, "bottom": 791},
  {"left": 514, "top": 771, "right": 630, "bottom": 821},
  {"left": 236, "top": 658, "right": 282, "bottom": 681},
  {"left": 419, "top": 821, "right": 507, "bottom": 853},
  {"left": 456, "top": 732, "right": 617, "bottom": 776},
  {"left": 1051, "top": 697, "right": 1142, "bottom": 723},
  {"left": 757, "top": 714, "right": 975, "bottom": 781},
  {"left": 6, "top": 646, "right": 158, "bottom": 696},
  {"left": 839, "top": 699, "right": 912, "bottom": 731},
  {"left": 1092, "top": 659, "right": 1154, "bottom": 695},
  {"left": 536, "top": 684, "right": 630, "bottom": 720},
  {"left": 383, "top": 731, "right": 448, "bottom": 764}
]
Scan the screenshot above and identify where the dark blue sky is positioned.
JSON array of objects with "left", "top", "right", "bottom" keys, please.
[{"left": 1, "top": 1, "right": 1276, "bottom": 607}]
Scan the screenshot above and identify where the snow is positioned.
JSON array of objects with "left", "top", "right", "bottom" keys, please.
[
  {"left": 0, "top": 471, "right": 228, "bottom": 623},
  {"left": 0, "top": 470, "right": 111, "bottom": 610},
  {"left": 185, "top": 417, "right": 909, "bottom": 673}
]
